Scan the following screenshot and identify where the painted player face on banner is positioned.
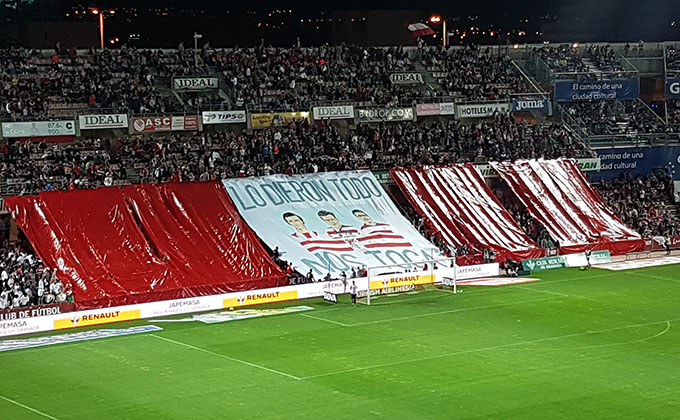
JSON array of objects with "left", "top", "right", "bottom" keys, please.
[
  {"left": 353, "top": 209, "right": 375, "bottom": 225},
  {"left": 223, "top": 171, "right": 441, "bottom": 279},
  {"left": 318, "top": 211, "right": 342, "bottom": 231},
  {"left": 283, "top": 212, "right": 310, "bottom": 234}
]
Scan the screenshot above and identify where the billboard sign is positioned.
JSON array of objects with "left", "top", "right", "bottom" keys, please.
[
  {"left": 78, "top": 114, "right": 129, "bottom": 130},
  {"left": 312, "top": 106, "right": 355, "bottom": 120},
  {"left": 416, "top": 103, "right": 455, "bottom": 116},
  {"left": 456, "top": 103, "right": 510, "bottom": 118},
  {"left": 592, "top": 146, "right": 680, "bottom": 181},
  {"left": 2, "top": 121, "right": 76, "bottom": 138},
  {"left": 389, "top": 72, "right": 424, "bottom": 85},
  {"left": 355, "top": 107, "right": 416, "bottom": 123},
  {"left": 666, "top": 78, "right": 680, "bottom": 100},
  {"left": 173, "top": 77, "right": 219, "bottom": 91},
  {"left": 512, "top": 98, "right": 551, "bottom": 114},
  {"left": 554, "top": 79, "right": 639, "bottom": 102},
  {"left": 131, "top": 116, "right": 199, "bottom": 133},
  {"left": 201, "top": 111, "right": 246, "bottom": 125},
  {"left": 250, "top": 112, "right": 311, "bottom": 129}
]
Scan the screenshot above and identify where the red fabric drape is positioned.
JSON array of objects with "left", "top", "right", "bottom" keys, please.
[
  {"left": 391, "top": 164, "right": 544, "bottom": 262},
  {"left": 491, "top": 159, "right": 644, "bottom": 255},
  {"left": 6, "top": 181, "right": 286, "bottom": 309}
]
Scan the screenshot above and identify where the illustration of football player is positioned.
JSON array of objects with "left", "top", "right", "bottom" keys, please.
[{"left": 317, "top": 210, "right": 360, "bottom": 239}]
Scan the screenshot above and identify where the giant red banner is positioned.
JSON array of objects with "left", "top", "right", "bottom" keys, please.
[
  {"left": 391, "top": 164, "right": 545, "bottom": 262},
  {"left": 5, "top": 182, "right": 286, "bottom": 309},
  {"left": 491, "top": 159, "right": 644, "bottom": 255}
]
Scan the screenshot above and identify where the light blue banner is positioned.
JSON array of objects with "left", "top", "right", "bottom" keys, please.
[{"left": 223, "top": 171, "right": 440, "bottom": 278}]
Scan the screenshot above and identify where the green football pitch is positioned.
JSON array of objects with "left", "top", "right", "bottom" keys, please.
[{"left": 1, "top": 265, "right": 679, "bottom": 419}]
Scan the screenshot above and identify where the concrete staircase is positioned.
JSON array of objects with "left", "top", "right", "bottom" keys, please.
[
  {"left": 580, "top": 57, "right": 602, "bottom": 76},
  {"left": 414, "top": 62, "right": 444, "bottom": 96},
  {"left": 664, "top": 197, "right": 679, "bottom": 220}
]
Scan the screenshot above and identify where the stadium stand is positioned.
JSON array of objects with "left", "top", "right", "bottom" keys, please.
[
  {"left": 0, "top": 246, "right": 70, "bottom": 309},
  {"left": 534, "top": 44, "right": 588, "bottom": 74},
  {"left": 0, "top": 116, "right": 591, "bottom": 197},
  {"left": 212, "top": 45, "right": 421, "bottom": 110},
  {"left": 533, "top": 43, "right": 626, "bottom": 75},
  {"left": 1, "top": 44, "right": 547, "bottom": 117},
  {"left": 667, "top": 44, "right": 680, "bottom": 73},
  {"left": 585, "top": 45, "right": 625, "bottom": 73},
  {"left": 420, "top": 45, "right": 536, "bottom": 100},
  {"left": 668, "top": 102, "right": 680, "bottom": 131},
  {"left": 596, "top": 173, "right": 680, "bottom": 237},
  {"left": 563, "top": 100, "right": 666, "bottom": 136},
  {"left": 1, "top": 41, "right": 678, "bottom": 313},
  {"left": 0, "top": 46, "right": 188, "bottom": 120}
]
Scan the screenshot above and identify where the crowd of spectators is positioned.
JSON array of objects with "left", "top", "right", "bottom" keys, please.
[
  {"left": 585, "top": 45, "right": 624, "bottom": 72},
  {"left": 596, "top": 173, "right": 680, "bottom": 237},
  {"left": 667, "top": 45, "right": 680, "bottom": 74},
  {"left": 534, "top": 44, "right": 588, "bottom": 73},
  {"left": 0, "top": 115, "right": 590, "bottom": 196},
  {"left": 207, "top": 45, "right": 420, "bottom": 111},
  {"left": 667, "top": 102, "right": 680, "bottom": 132},
  {"left": 1, "top": 43, "right": 548, "bottom": 119},
  {"left": 664, "top": 45, "right": 680, "bottom": 131},
  {"left": 0, "top": 244, "right": 72, "bottom": 310},
  {"left": 0, "top": 137, "right": 126, "bottom": 195},
  {"left": 563, "top": 101, "right": 666, "bottom": 136},
  {"left": 0, "top": 44, "right": 206, "bottom": 120},
  {"left": 534, "top": 44, "right": 624, "bottom": 74},
  {"left": 491, "top": 182, "right": 557, "bottom": 249},
  {"left": 420, "top": 45, "right": 535, "bottom": 101}
]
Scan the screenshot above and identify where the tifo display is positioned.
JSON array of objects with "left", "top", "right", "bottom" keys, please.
[{"left": 0, "top": 41, "right": 679, "bottom": 347}]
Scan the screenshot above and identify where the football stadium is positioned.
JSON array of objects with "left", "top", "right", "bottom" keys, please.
[{"left": 0, "top": 1, "right": 679, "bottom": 418}]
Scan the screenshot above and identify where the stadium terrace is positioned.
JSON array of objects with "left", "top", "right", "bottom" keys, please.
[{"left": 0, "top": 10, "right": 678, "bottom": 417}]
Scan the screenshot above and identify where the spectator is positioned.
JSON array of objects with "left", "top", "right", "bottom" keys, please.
[
  {"left": 0, "top": 244, "right": 60, "bottom": 309},
  {"left": 596, "top": 173, "right": 680, "bottom": 237}
]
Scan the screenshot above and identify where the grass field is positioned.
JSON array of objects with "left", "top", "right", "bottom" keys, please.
[{"left": 1, "top": 265, "right": 679, "bottom": 419}]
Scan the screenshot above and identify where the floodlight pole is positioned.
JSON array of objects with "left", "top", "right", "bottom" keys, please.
[
  {"left": 99, "top": 13, "right": 104, "bottom": 50},
  {"left": 442, "top": 20, "right": 447, "bottom": 47},
  {"left": 193, "top": 33, "right": 203, "bottom": 65}
]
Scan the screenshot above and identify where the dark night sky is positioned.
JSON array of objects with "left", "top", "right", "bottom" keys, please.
[
  {"left": 94, "top": 0, "right": 556, "bottom": 14},
  {"left": 11, "top": 0, "right": 677, "bottom": 46},
  {"left": 91, "top": 0, "right": 680, "bottom": 36}
]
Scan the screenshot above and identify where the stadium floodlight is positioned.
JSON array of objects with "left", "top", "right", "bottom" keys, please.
[
  {"left": 90, "top": 8, "right": 104, "bottom": 50},
  {"left": 428, "top": 15, "right": 448, "bottom": 47},
  {"left": 361, "top": 256, "right": 457, "bottom": 305}
]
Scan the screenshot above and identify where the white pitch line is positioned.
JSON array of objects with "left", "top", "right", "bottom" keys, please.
[
  {"left": 522, "top": 321, "right": 673, "bottom": 351},
  {"left": 300, "top": 319, "right": 677, "bottom": 380},
  {"left": 349, "top": 296, "right": 562, "bottom": 327},
  {"left": 627, "top": 272, "right": 680, "bottom": 284},
  {"left": 299, "top": 313, "right": 351, "bottom": 327},
  {"left": 514, "top": 285, "right": 570, "bottom": 298},
  {"left": 149, "top": 334, "right": 301, "bottom": 381},
  {"left": 0, "top": 394, "right": 60, "bottom": 420},
  {"left": 542, "top": 271, "right": 620, "bottom": 285}
]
